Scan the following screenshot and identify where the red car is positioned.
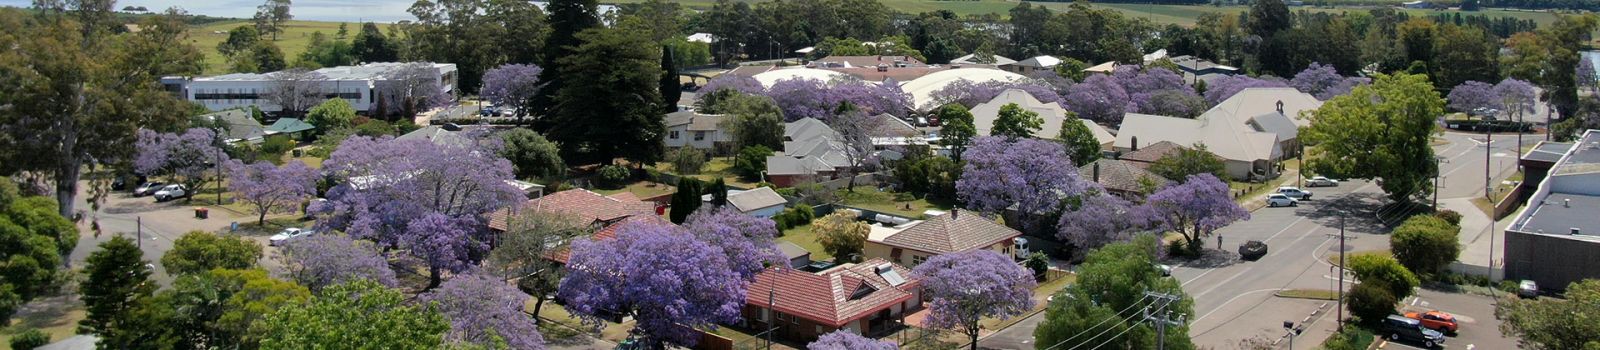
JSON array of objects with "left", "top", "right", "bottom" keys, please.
[{"left": 1405, "top": 311, "right": 1459, "bottom": 334}]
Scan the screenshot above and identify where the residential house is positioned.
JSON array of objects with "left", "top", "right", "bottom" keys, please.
[
  {"left": 949, "top": 53, "right": 1016, "bottom": 66},
  {"left": 264, "top": 117, "right": 316, "bottom": 141},
  {"left": 1118, "top": 141, "right": 1184, "bottom": 168},
  {"left": 1002, "top": 56, "right": 1061, "bottom": 75},
  {"left": 1504, "top": 129, "right": 1600, "bottom": 292},
  {"left": 742, "top": 258, "right": 921, "bottom": 342},
  {"left": 200, "top": 109, "right": 267, "bottom": 143},
  {"left": 1080, "top": 158, "right": 1173, "bottom": 198},
  {"left": 487, "top": 189, "right": 655, "bottom": 236},
  {"left": 664, "top": 110, "right": 730, "bottom": 152},
  {"left": 1169, "top": 55, "right": 1241, "bottom": 85},
  {"left": 767, "top": 118, "right": 854, "bottom": 187},
  {"left": 397, "top": 124, "right": 485, "bottom": 149},
  {"left": 811, "top": 55, "right": 927, "bottom": 69},
  {"left": 702, "top": 187, "right": 789, "bottom": 218},
  {"left": 970, "top": 89, "right": 1115, "bottom": 147},
  {"left": 864, "top": 209, "right": 1023, "bottom": 267},
  {"left": 1113, "top": 87, "right": 1320, "bottom": 180},
  {"left": 1083, "top": 61, "right": 1118, "bottom": 74},
  {"left": 902, "top": 68, "right": 1024, "bottom": 110},
  {"left": 777, "top": 241, "right": 813, "bottom": 268}
]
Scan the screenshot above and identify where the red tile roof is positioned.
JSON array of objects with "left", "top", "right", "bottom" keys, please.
[
  {"left": 549, "top": 215, "right": 672, "bottom": 264},
  {"left": 878, "top": 209, "right": 1021, "bottom": 255},
  {"left": 745, "top": 258, "right": 919, "bottom": 327},
  {"left": 487, "top": 189, "right": 655, "bottom": 231}
]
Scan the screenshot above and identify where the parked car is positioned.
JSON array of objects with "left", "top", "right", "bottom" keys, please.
[
  {"left": 132, "top": 182, "right": 165, "bottom": 197},
  {"left": 1266, "top": 193, "right": 1299, "bottom": 207},
  {"left": 1384, "top": 314, "right": 1446, "bottom": 349},
  {"left": 1154, "top": 263, "right": 1173, "bottom": 276},
  {"left": 1013, "top": 237, "right": 1030, "bottom": 260},
  {"left": 1519, "top": 280, "right": 1539, "bottom": 298},
  {"left": 1404, "top": 310, "right": 1459, "bottom": 334},
  {"left": 1307, "top": 176, "right": 1339, "bottom": 187},
  {"left": 153, "top": 184, "right": 189, "bottom": 202},
  {"left": 1239, "top": 240, "right": 1268, "bottom": 261},
  {"left": 1276, "top": 186, "right": 1313, "bottom": 200},
  {"left": 269, "top": 228, "right": 316, "bottom": 247}
]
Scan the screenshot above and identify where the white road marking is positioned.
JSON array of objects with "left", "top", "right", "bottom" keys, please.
[{"left": 1193, "top": 288, "right": 1284, "bottom": 322}]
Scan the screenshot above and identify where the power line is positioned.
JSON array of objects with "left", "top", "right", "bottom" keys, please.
[
  {"left": 1039, "top": 294, "right": 1155, "bottom": 350},
  {"left": 1062, "top": 309, "right": 1149, "bottom": 350}
]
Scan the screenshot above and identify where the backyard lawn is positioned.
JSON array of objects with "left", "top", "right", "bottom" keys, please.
[
  {"left": 657, "top": 157, "right": 763, "bottom": 189},
  {"left": 834, "top": 188, "right": 953, "bottom": 219},
  {"left": 779, "top": 224, "right": 832, "bottom": 262},
  {"left": 0, "top": 295, "right": 85, "bottom": 348},
  {"left": 594, "top": 180, "right": 676, "bottom": 200}
]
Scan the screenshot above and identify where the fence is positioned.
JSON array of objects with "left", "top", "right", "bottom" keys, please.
[{"left": 1492, "top": 184, "right": 1529, "bottom": 220}]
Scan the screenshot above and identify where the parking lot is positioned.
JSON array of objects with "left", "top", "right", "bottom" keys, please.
[{"left": 1381, "top": 289, "right": 1520, "bottom": 350}]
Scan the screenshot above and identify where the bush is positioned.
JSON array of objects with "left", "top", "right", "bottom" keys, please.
[
  {"left": 1166, "top": 239, "right": 1187, "bottom": 258},
  {"left": 1320, "top": 327, "right": 1375, "bottom": 350},
  {"left": 596, "top": 165, "right": 630, "bottom": 189},
  {"left": 1391, "top": 215, "right": 1461, "bottom": 278},
  {"left": 1024, "top": 252, "right": 1049, "bottom": 280},
  {"left": 1348, "top": 254, "right": 1420, "bottom": 301},
  {"left": 734, "top": 145, "right": 774, "bottom": 180},
  {"left": 258, "top": 135, "right": 296, "bottom": 163},
  {"left": 1347, "top": 282, "right": 1399, "bottom": 324},
  {"left": 1433, "top": 210, "right": 1463, "bottom": 226},
  {"left": 668, "top": 147, "right": 707, "bottom": 174},
  {"left": 9, "top": 328, "right": 49, "bottom": 350}
]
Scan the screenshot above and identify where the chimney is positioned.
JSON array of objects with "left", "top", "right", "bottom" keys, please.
[
  {"left": 1093, "top": 162, "right": 1101, "bottom": 182},
  {"left": 1276, "top": 100, "right": 1285, "bottom": 114},
  {"left": 951, "top": 209, "right": 958, "bottom": 219},
  {"left": 1131, "top": 136, "right": 1140, "bottom": 151}
]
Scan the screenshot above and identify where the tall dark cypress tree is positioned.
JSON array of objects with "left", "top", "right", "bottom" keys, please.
[
  {"left": 532, "top": 0, "right": 601, "bottom": 123},
  {"left": 660, "top": 45, "right": 682, "bottom": 113},
  {"left": 707, "top": 178, "right": 728, "bottom": 207},
  {"left": 671, "top": 177, "right": 703, "bottom": 224}
]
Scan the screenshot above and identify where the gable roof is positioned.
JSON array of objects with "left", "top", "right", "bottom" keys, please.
[
  {"left": 1079, "top": 118, "right": 1116, "bottom": 145},
  {"left": 812, "top": 55, "right": 926, "bottom": 68},
  {"left": 1009, "top": 55, "right": 1061, "bottom": 68},
  {"left": 872, "top": 113, "right": 920, "bottom": 138},
  {"left": 746, "top": 258, "right": 919, "bottom": 327},
  {"left": 970, "top": 89, "right": 1069, "bottom": 140},
  {"left": 666, "top": 110, "right": 726, "bottom": 131},
  {"left": 770, "top": 118, "right": 853, "bottom": 176},
  {"left": 1114, "top": 113, "right": 1281, "bottom": 163},
  {"left": 1203, "top": 87, "right": 1321, "bottom": 127},
  {"left": 727, "top": 187, "right": 787, "bottom": 213},
  {"left": 1120, "top": 141, "right": 1185, "bottom": 163},
  {"left": 203, "top": 109, "right": 266, "bottom": 142},
  {"left": 777, "top": 241, "right": 810, "bottom": 260},
  {"left": 950, "top": 53, "right": 1017, "bottom": 66},
  {"left": 487, "top": 189, "right": 655, "bottom": 231},
  {"left": 396, "top": 125, "right": 478, "bottom": 148},
  {"left": 1080, "top": 158, "right": 1173, "bottom": 194},
  {"left": 878, "top": 209, "right": 1021, "bottom": 254},
  {"left": 549, "top": 215, "right": 672, "bottom": 264},
  {"left": 264, "top": 118, "right": 315, "bottom": 134},
  {"left": 1246, "top": 112, "right": 1300, "bottom": 141}
]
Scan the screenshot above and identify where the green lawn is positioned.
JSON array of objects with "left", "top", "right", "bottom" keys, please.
[
  {"left": 834, "top": 188, "right": 953, "bottom": 219},
  {"left": 188, "top": 20, "right": 391, "bottom": 75},
  {"left": 0, "top": 298, "right": 85, "bottom": 348},
  {"left": 979, "top": 273, "right": 1077, "bottom": 331},
  {"left": 1275, "top": 288, "right": 1341, "bottom": 300},
  {"left": 658, "top": 157, "right": 764, "bottom": 189},
  {"left": 779, "top": 224, "right": 832, "bottom": 261},
  {"left": 594, "top": 180, "right": 677, "bottom": 199}
]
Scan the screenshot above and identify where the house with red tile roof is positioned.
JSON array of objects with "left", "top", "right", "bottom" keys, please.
[
  {"left": 742, "top": 258, "right": 921, "bottom": 342},
  {"left": 862, "top": 209, "right": 1023, "bottom": 267},
  {"left": 486, "top": 189, "right": 657, "bottom": 233}
]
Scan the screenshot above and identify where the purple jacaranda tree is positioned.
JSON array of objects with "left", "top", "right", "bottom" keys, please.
[
  {"left": 1203, "top": 75, "right": 1289, "bottom": 105},
  {"left": 699, "top": 74, "right": 766, "bottom": 97},
  {"left": 226, "top": 159, "right": 318, "bottom": 225},
  {"left": 376, "top": 62, "right": 453, "bottom": 119},
  {"left": 681, "top": 206, "right": 782, "bottom": 281},
  {"left": 1057, "top": 189, "right": 1144, "bottom": 254},
  {"left": 956, "top": 137, "right": 1086, "bottom": 232},
  {"left": 1447, "top": 80, "right": 1500, "bottom": 114},
  {"left": 1064, "top": 74, "right": 1132, "bottom": 124},
  {"left": 135, "top": 128, "right": 228, "bottom": 198},
  {"left": 480, "top": 63, "right": 543, "bottom": 123},
  {"left": 422, "top": 271, "right": 545, "bottom": 350},
  {"left": 1494, "top": 78, "right": 1539, "bottom": 123},
  {"left": 913, "top": 249, "right": 1036, "bottom": 350},
  {"left": 764, "top": 77, "right": 910, "bottom": 121},
  {"left": 1290, "top": 62, "right": 1344, "bottom": 100},
  {"left": 279, "top": 234, "right": 397, "bottom": 292},
  {"left": 928, "top": 79, "right": 1064, "bottom": 110},
  {"left": 1135, "top": 174, "right": 1249, "bottom": 253},
  {"left": 1320, "top": 76, "right": 1370, "bottom": 101},
  {"left": 558, "top": 221, "right": 745, "bottom": 348},
  {"left": 1143, "top": 89, "right": 1210, "bottom": 118},
  {"left": 404, "top": 212, "right": 479, "bottom": 290},
  {"left": 807, "top": 330, "right": 897, "bottom": 350}
]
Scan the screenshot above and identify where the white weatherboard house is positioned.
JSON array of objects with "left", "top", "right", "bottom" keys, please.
[
  {"left": 1114, "top": 87, "right": 1321, "bottom": 180},
  {"left": 664, "top": 110, "right": 729, "bottom": 151},
  {"left": 177, "top": 62, "right": 458, "bottom": 115}
]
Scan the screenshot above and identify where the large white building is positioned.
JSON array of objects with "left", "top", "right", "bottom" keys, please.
[{"left": 175, "top": 62, "right": 458, "bottom": 115}]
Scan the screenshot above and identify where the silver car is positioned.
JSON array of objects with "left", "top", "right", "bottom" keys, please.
[
  {"left": 1307, "top": 176, "right": 1339, "bottom": 187},
  {"left": 1266, "top": 193, "right": 1299, "bottom": 207},
  {"left": 269, "top": 228, "right": 316, "bottom": 247}
]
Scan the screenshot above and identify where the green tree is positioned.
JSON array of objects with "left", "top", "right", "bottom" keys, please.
[
  {"left": 217, "top": 25, "right": 261, "bottom": 58},
  {"left": 1390, "top": 215, "right": 1461, "bottom": 278},
  {"left": 498, "top": 128, "right": 566, "bottom": 180},
  {"left": 114, "top": 268, "right": 309, "bottom": 349},
  {"left": 1056, "top": 113, "right": 1101, "bottom": 166},
  {"left": 1347, "top": 254, "right": 1419, "bottom": 301},
  {"left": 668, "top": 147, "right": 707, "bottom": 174},
  {"left": 295, "top": 31, "right": 356, "bottom": 69},
  {"left": 1499, "top": 279, "right": 1600, "bottom": 350},
  {"left": 161, "top": 231, "right": 265, "bottom": 276},
  {"left": 1539, "top": 15, "right": 1599, "bottom": 118},
  {"left": 544, "top": 27, "right": 665, "bottom": 165},
  {"left": 0, "top": 189, "right": 71, "bottom": 325},
  {"left": 669, "top": 178, "right": 704, "bottom": 224},
  {"left": 78, "top": 237, "right": 156, "bottom": 342},
  {"left": 660, "top": 45, "right": 682, "bottom": 113},
  {"left": 8, "top": 328, "right": 48, "bottom": 350},
  {"left": 1431, "top": 24, "right": 1500, "bottom": 91},
  {"left": 351, "top": 22, "right": 398, "bottom": 63},
  {"left": 937, "top": 103, "right": 977, "bottom": 161},
  {"left": 719, "top": 94, "right": 785, "bottom": 151},
  {"left": 733, "top": 145, "right": 774, "bottom": 180},
  {"left": 1397, "top": 19, "right": 1438, "bottom": 73},
  {"left": 258, "top": 280, "right": 449, "bottom": 350},
  {"left": 1302, "top": 73, "right": 1443, "bottom": 202},
  {"left": 487, "top": 210, "right": 592, "bottom": 326},
  {"left": 1149, "top": 143, "right": 1227, "bottom": 180},
  {"left": 992, "top": 103, "right": 1043, "bottom": 139},
  {"left": 706, "top": 178, "right": 729, "bottom": 207},
  {"left": 1347, "top": 280, "right": 1400, "bottom": 324},
  {"left": 814, "top": 212, "right": 868, "bottom": 263},
  {"left": 534, "top": 0, "right": 604, "bottom": 117},
  {"left": 1248, "top": 0, "right": 1292, "bottom": 39},
  {"left": 211, "top": 269, "right": 311, "bottom": 349},
  {"left": 1035, "top": 235, "right": 1192, "bottom": 350},
  {"left": 305, "top": 98, "right": 356, "bottom": 134},
  {"left": 249, "top": 41, "right": 287, "bottom": 72},
  {"left": 1053, "top": 57, "right": 1089, "bottom": 82}
]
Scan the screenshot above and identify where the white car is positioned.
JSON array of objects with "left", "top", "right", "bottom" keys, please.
[
  {"left": 1307, "top": 176, "right": 1339, "bottom": 187},
  {"left": 1266, "top": 193, "right": 1299, "bottom": 207},
  {"left": 153, "top": 184, "right": 189, "bottom": 202},
  {"left": 1276, "top": 186, "right": 1313, "bottom": 200},
  {"left": 269, "top": 228, "right": 315, "bottom": 246},
  {"left": 1013, "top": 237, "right": 1030, "bottom": 260}
]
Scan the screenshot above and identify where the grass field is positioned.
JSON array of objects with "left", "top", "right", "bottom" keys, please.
[{"left": 187, "top": 20, "right": 392, "bottom": 75}]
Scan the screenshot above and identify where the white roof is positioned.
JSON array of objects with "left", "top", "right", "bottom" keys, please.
[
  {"left": 1114, "top": 113, "right": 1282, "bottom": 163},
  {"left": 1080, "top": 119, "right": 1116, "bottom": 145},
  {"left": 1143, "top": 49, "right": 1169, "bottom": 63},
  {"left": 1084, "top": 61, "right": 1118, "bottom": 73},
  {"left": 969, "top": 89, "right": 1070, "bottom": 139},
  {"left": 901, "top": 68, "right": 1024, "bottom": 110},
  {"left": 752, "top": 68, "right": 850, "bottom": 88},
  {"left": 1011, "top": 56, "right": 1062, "bottom": 68},
  {"left": 795, "top": 47, "right": 815, "bottom": 54},
  {"left": 687, "top": 33, "right": 714, "bottom": 43},
  {"left": 1202, "top": 87, "right": 1323, "bottom": 127},
  {"left": 950, "top": 53, "right": 1017, "bottom": 66}
]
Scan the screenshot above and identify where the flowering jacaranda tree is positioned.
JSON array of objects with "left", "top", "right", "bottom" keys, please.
[
  {"left": 422, "top": 272, "right": 545, "bottom": 350},
  {"left": 480, "top": 64, "right": 543, "bottom": 122},
  {"left": 225, "top": 160, "right": 318, "bottom": 225},
  {"left": 914, "top": 250, "right": 1036, "bottom": 350},
  {"left": 1493, "top": 78, "right": 1538, "bottom": 122},
  {"left": 315, "top": 136, "right": 521, "bottom": 248},
  {"left": 1057, "top": 189, "right": 1144, "bottom": 254},
  {"left": 1064, "top": 74, "right": 1131, "bottom": 124},
  {"left": 559, "top": 221, "right": 745, "bottom": 348},
  {"left": 1290, "top": 62, "right": 1344, "bottom": 100},
  {"left": 1447, "top": 80, "right": 1500, "bottom": 113},
  {"left": 135, "top": 128, "right": 227, "bottom": 196},
  {"left": 1203, "top": 75, "right": 1289, "bottom": 105},
  {"left": 699, "top": 74, "right": 765, "bottom": 97},
  {"left": 764, "top": 77, "right": 910, "bottom": 121},
  {"left": 1135, "top": 174, "right": 1248, "bottom": 254},
  {"left": 956, "top": 136, "right": 1086, "bottom": 232},
  {"left": 404, "top": 212, "right": 478, "bottom": 289},
  {"left": 928, "top": 79, "right": 1064, "bottom": 110},
  {"left": 681, "top": 206, "right": 782, "bottom": 280},
  {"left": 807, "top": 330, "right": 897, "bottom": 350},
  {"left": 279, "top": 234, "right": 397, "bottom": 292}
]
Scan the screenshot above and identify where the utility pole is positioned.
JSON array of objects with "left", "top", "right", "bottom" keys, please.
[
  {"left": 1143, "top": 291, "right": 1185, "bottom": 350},
  {"left": 1486, "top": 129, "right": 1493, "bottom": 200},
  {"left": 136, "top": 216, "right": 143, "bottom": 249},
  {"left": 1337, "top": 215, "right": 1346, "bottom": 332}
]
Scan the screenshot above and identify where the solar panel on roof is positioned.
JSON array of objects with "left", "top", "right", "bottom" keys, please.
[{"left": 880, "top": 269, "right": 907, "bottom": 286}]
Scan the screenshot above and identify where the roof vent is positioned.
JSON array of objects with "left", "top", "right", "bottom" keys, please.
[
  {"left": 1565, "top": 198, "right": 1571, "bottom": 208},
  {"left": 1573, "top": 227, "right": 1582, "bottom": 235}
]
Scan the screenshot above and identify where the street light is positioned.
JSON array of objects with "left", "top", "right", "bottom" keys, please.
[{"left": 1284, "top": 321, "right": 1304, "bottom": 349}]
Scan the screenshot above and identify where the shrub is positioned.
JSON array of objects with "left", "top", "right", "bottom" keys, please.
[
  {"left": 596, "top": 165, "right": 631, "bottom": 189},
  {"left": 1024, "top": 252, "right": 1049, "bottom": 280},
  {"left": 1166, "top": 239, "right": 1187, "bottom": 258},
  {"left": 1433, "top": 210, "right": 1463, "bottom": 226},
  {"left": 9, "top": 328, "right": 49, "bottom": 350},
  {"left": 258, "top": 135, "right": 296, "bottom": 163},
  {"left": 1348, "top": 254, "right": 1420, "bottom": 301},
  {"left": 668, "top": 147, "right": 708, "bottom": 174},
  {"left": 1391, "top": 216, "right": 1460, "bottom": 278},
  {"left": 1347, "top": 282, "right": 1399, "bottom": 324},
  {"left": 734, "top": 145, "right": 774, "bottom": 180}
]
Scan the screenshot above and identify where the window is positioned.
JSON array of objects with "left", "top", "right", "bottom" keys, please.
[
  {"left": 694, "top": 131, "right": 706, "bottom": 141},
  {"left": 912, "top": 255, "right": 927, "bottom": 266},
  {"left": 670, "top": 131, "right": 679, "bottom": 139}
]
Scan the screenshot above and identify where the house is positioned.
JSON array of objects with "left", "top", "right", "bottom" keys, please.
[
  {"left": 701, "top": 187, "right": 788, "bottom": 218},
  {"left": 742, "top": 258, "right": 921, "bottom": 342},
  {"left": 177, "top": 62, "right": 458, "bottom": 115},
  {"left": 970, "top": 89, "right": 1115, "bottom": 147},
  {"left": 1080, "top": 158, "right": 1173, "bottom": 198},
  {"left": 863, "top": 209, "right": 1023, "bottom": 267},
  {"left": 777, "top": 241, "right": 812, "bottom": 268},
  {"left": 949, "top": 53, "right": 1016, "bottom": 66},
  {"left": 664, "top": 110, "right": 730, "bottom": 152},
  {"left": 1001, "top": 56, "right": 1061, "bottom": 75},
  {"left": 487, "top": 189, "right": 656, "bottom": 234},
  {"left": 264, "top": 117, "right": 316, "bottom": 141},
  {"left": 200, "top": 109, "right": 266, "bottom": 143},
  {"left": 767, "top": 118, "right": 854, "bottom": 187},
  {"left": 902, "top": 68, "right": 1024, "bottom": 110},
  {"left": 1504, "top": 129, "right": 1600, "bottom": 292},
  {"left": 1118, "top": 140, "right": 1184, "bottom": 167},
  {"left": 1083, "top": 61, "right": 1118, "bottom": 74},
  {"left": 810, "top": 55, "right": 927, "bottom": 69},
  {"left": 1116, "top": 113, "right": 1281, "bottom": 180},
  {"left": 1169, "top": 55, "right": 1240, "bottom": 76},
  {"left": 396, "top": 124, "right": 485, "bottom": 149}
]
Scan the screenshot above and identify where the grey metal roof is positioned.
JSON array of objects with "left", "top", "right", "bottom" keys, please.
[
  {"left": 666, "top": 111, "right": 725, "bottom": 131},
  {"left": 1518, "top": 193, "right": 1600, "bottom": 236},
  {"left": 1524, "top": 141, "right": 1572, "bottom": 163},
  {"left": 1248, "top": 112, "right": 1300, "bottom": 141},
  {"left": 1512, "top": 130, "right": 1600, "bottom": 238},
  {"left": 203, "top": 109, "right": 265, "bottom": 142},
  {"left": 778, "top": 241, "right": 810, "bottom": 260},
  {"left": 727, "top": 187, "right": 787, "bottom": 212}
]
